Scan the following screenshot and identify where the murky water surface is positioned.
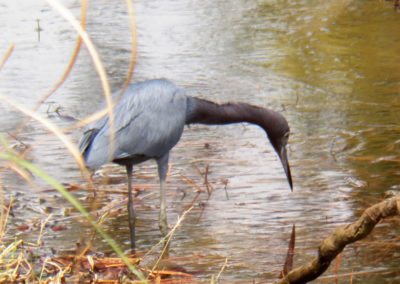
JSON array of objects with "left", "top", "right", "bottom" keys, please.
[{"left": 1, "top": 0, "right": 400, "bottom": 282}]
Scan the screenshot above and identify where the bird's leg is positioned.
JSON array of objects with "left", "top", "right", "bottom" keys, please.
[
  {"left": 156, "top": 154, "right": 169, "bottom": 237},
  {"left": 159, "top": 180, "right": 168, "bottom": 236},
  {"left": 126, "top": 164, "right": 136, "bottom": 252}
]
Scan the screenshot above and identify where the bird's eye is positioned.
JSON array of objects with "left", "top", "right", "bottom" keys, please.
[{"left": 284, "top": 132, "right": 290, "bottom": 138}]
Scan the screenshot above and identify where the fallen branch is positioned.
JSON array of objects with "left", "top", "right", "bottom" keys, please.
[{"left": 277, "top": 196, "right": 400, "bottom": 284}]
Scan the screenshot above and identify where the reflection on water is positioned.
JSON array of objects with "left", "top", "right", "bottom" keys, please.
[{"left": 1, "top": 0, "right": 399, "bottom": 282}]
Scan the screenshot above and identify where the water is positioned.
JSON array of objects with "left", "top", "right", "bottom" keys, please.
[{"left": 1, "top": 0, "right": 400, "bottom": 282}]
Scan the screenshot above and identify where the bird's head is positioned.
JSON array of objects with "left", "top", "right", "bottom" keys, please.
[{"left": 261, "top": 109, "right": 293, "bottom": 191}]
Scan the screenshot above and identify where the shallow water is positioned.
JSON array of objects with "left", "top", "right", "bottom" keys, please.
[{"left": 1, "top": 0, "right": 400, "bottom": 282}]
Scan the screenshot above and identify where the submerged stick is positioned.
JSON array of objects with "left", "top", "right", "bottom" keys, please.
[{"left": 277, "top": 197, "right": 400, "bottom": 284}]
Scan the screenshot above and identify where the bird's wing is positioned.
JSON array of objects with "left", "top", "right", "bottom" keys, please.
[
  {"left": 82, "top": 79, "right": 187, "bottom": 169},
  {"left": 113, "top": 80, "right": 188, "bottom": 159}
]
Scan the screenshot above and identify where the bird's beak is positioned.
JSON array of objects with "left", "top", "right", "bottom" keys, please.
[{"left": 278, "top": 146, "right": 293, "bottom": 191}]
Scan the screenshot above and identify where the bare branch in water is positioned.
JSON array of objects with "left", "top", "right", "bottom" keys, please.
[{"left": 277, "top": 197, "right": 400, "bottom": 284}]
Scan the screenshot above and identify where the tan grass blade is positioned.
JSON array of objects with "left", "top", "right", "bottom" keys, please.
[
  {"left": 0, "top": 94, "right": 87, "bottom": 173},
  {"left": 147, "top": 206, "right": 194, "bottom": 279},
  {"left": 0, "top": 44, "right": 14, "bottom": 71},
  {"left": 11, "top": 0, "right": 88, "bottom": 138},
  {"left": 69, "top": 107, "right": 109, "bottom": 130},
  {"left": 122, "top": 0, "right": 137, "bottom": 90},
  {"left": 46, "top": 0, "right": 115, "bottom": 159},
  {"left": 215, "top": 257, "right": 228, "bottom": 282},
  {"left": 36, "top": 0, "right": 88, "bottom": 108}
]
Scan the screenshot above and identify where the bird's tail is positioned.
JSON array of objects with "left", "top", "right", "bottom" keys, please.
[{"left": 78, "top": 128, "right": 99, "bottom": 159}]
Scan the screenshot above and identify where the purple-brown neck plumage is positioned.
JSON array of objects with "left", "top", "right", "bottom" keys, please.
[
  {"left": 185, "top": 97, "right": 287, "bottom": 136},
  {"left": 185, "top": 96, "right": 292, "bottom": 190}
]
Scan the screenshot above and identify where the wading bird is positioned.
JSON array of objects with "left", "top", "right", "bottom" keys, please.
[{"left": 79, "top": 79, "right": 292, "bottom": 250}]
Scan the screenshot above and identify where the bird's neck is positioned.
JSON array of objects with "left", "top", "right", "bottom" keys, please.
[{"left": 185, "top": 97, "right": 269, "bottom": 129}]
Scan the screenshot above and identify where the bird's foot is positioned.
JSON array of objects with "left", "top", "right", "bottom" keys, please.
[{"left": 159, "top": 213, "right": 169, "bottom": 237}]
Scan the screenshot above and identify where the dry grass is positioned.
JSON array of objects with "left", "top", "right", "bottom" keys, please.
[
  {"left": 0, "top": 0, "right": 147, "bottom": 281},
  {"left": 0, "top": 191, "right": 197, "bottom": 283}
]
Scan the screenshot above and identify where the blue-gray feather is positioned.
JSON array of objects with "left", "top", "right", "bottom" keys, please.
[{"left": 79, "top": 79, "right": 187, "bottom": 169}]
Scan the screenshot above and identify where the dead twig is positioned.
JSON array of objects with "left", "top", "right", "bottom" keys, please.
[
  {"left": 221, "top": 178, "right": 229, "bottom": 200},
  {"left": 330, "top": 136, "right": 338, "bottom": 162},
  {"left": 193, "top": 164, "right": 214, "bottom": 199},
  {"left": 280, "top": 224, "right": 296, "bottom": 278}
]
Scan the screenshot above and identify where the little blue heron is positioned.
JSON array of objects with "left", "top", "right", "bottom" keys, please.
[{"left": 79, "top": 79, "right": 292, "bottom": 250}]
